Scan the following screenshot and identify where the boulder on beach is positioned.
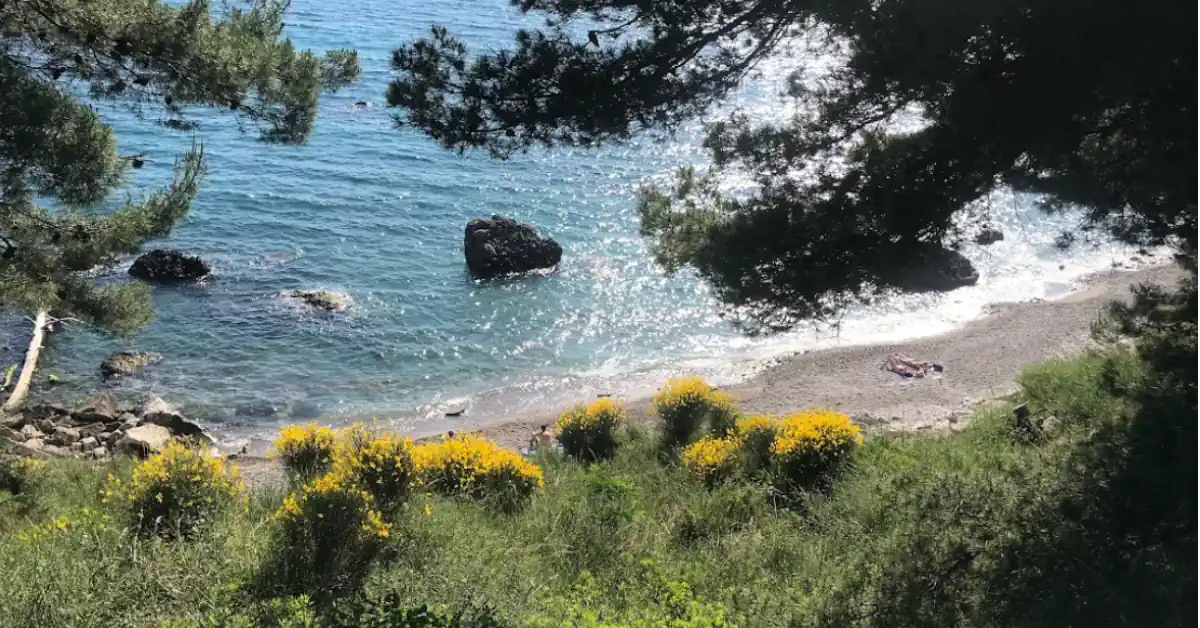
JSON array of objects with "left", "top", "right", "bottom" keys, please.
[
  {"left": 884, "top": 243, "right": 980, "bottom": 293},
  {"left": 287, "top": 290, "right": 348, "bottom": 311},
  {"left": 116, "top": 424, "right": 172, "bottom": 458},
  {"left": 100, "top": 351, "right": 162, "bottom": 378},
  {"left": 463, "top": 215, "right": 562, "bottom": 278},
  {"left": 129, "top": 248, "right": 211, "bottom": 283},
  {"left": 139, "top": 397, "right": 212, "bottom": 443},
  {"left": 973, "top": 227, "right": 1005, "bottom": 246}
]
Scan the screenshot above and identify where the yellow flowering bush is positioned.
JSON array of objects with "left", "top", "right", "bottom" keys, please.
[
  {"left": 0, "top": 455, "right": 45, "bottom": 494},
  {"left": 412, "top": 434, "right": 543, "bottom": 512},
  {"left": 556, "top": 398, "right": 627, "bottom": 462},
  {"left": 267, "top": 469, "right": 390, "bottom": 599},
  {"left": 653, "top": 376, "right": 738, "bottom": 450},
  {"left": 273, "top": 423, "right": 337, "bottom": 485},
  {"left": 105, "top": 441, "right": 244, "bottom": 539},
  {"left": 681, "top": 436, "right": 740, "bottom": 484},
  {"left": 770, "top": 410, "right": 862, "bottom": 492},
  {"left": 334, "top": 427, "right": 416, "bottom": 512},
  {"left": 733, "top": 414, "right": 780, "bottom": 474}
]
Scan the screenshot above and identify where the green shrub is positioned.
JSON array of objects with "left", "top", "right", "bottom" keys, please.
[
  {"left": 273, "top": 423, "right": 338, "bottom": 486},
  {"left": 262, "top": 470, "right": 390, "bottom": 601},
  {"left": 555, "top": 398, "right": 626, "bottom": 462},
  {"left": 0, "top": 455, "right": 44, "bottom": 495},
  {"left": 653, "top": 376, "right": 738, "bottom": 451},
  {"left": 331, "top": 592, "right": 510, "bottom": 628},
  {"left": 103, "top": 441, "right": 244, "bottom": 539},
  {"left": 161, "top": 596, "right": 319, "bottom": 628}
]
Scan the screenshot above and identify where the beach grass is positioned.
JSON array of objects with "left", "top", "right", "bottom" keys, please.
[{"left": 0, "top": 345, "right": 1192, "bottom": 627}]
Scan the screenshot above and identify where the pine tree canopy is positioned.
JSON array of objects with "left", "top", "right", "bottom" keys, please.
[
  {"left": 388, "top": 0, "right": 1196, "bottom": 329},
  {"left": 1, "top": 0, "right": 359, "bottom": 333}
]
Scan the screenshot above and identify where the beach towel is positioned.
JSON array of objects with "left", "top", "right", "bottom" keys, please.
[{"left": 882, "top": 353, "right": 944, "bottom": 379}]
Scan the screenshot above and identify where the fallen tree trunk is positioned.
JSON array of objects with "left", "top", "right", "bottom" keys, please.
[{"left": 3, "top": 310, "right": 48, "bottom": 412}]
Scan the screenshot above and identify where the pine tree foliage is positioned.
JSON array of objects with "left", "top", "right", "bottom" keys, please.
[
  {"left": 0, "top": 0, "right": 359, "bottom": 333},
  {"left": 388, "top": 0, "right": 1195, "bottom": 328}
]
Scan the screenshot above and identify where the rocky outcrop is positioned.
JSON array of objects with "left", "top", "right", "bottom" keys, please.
[
  {"left": 463, "top": 215, "right": 562, "bottom": 278},
  {"left": 116, "top": 424, "right": 172, "bottom": 458},
  {"left": 128, "top": 248, "right": 211, "bottom": 283},
  {"left": 973, "top": 228, "right": 1005, "bottom": 246},
  {"left": 0, "top": 396, "right": 213, "bottom": 460},
  {"left": 101, "top": 351, "right": 162, "bottom": 378},
  {"left": 287, "top": 290, "right": 348, "bottom": 311},
  {"left": 885, "top": 243, "right": 980, "bottom": 293}
]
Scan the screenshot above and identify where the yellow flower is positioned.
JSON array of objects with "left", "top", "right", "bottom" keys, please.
[
  {"left": 424, "top": 503, "right": 432, "bottom": 516},
  {"left": 681, "top": 436, "right": 740, "bottom": 481}
]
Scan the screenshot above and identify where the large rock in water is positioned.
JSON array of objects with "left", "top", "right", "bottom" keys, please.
[
  {"left": 463, "top": 215, "right": 562, "bottom": 278},
  {"left": 129, "top": 248, "right": 210, "bottom": 282},
  {"left": 885, "top": 243, "right": 980, "bottom": 293}
]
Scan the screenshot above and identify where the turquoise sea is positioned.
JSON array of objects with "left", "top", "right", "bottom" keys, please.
[{"left": 10, "top": 0, "right": 1157, "bottom": 441}]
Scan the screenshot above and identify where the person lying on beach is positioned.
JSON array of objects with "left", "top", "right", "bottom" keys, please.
[{"left": 882, "top": 353, "right": 945, "bottom": 379}]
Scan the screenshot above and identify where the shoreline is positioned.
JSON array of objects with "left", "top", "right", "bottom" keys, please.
[
  {"left": 220, "top": 264, "right": 1178, "bottom": 486},
  {"left": 385, "top": 265, "right": 1180, "bottom": 451}
]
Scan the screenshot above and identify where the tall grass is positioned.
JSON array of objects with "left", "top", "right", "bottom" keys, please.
[{"left": 0, "top": 340, "right": 1193, "bottom": 626}]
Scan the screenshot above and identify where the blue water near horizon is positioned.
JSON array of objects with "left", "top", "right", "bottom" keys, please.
[{"left": 7, "top": 0, "right": 1161, "bottom": 441}]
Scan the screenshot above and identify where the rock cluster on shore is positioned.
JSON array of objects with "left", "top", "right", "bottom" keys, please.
[{"left": 0, "top": 395, "right": 211, "bottom": 461}]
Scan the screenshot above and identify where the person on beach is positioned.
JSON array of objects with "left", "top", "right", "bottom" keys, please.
[
  {"left": 883, "top": 353, "right": 944, "bottom": 378},
  {"left": 529, "top": 424, "right": 555, "bottom": 451}
]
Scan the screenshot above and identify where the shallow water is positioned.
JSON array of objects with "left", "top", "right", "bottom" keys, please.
[{"left": 6, "top": 0, "right": 1158, "bottom": 440}]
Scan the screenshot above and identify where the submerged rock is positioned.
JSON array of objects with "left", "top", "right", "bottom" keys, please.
[
  {"left": 463, "top": 215, "right": 562, "bottom": 278},
  {"left": 973, "top": 227, "right": 1005, "bottom": 246},
  {"left": 129, "top": 248, "right": 211, "bottom": 283},
  {"left": 100, "top": 351, "right": 162, "bottom": 378},
  {"left": 288, "top": 290, "right": 348, "bottom": 311},
  {"left": 885, "top": 243, "right": 980, "bottom": 293}
]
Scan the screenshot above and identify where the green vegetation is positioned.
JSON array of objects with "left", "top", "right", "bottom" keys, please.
[{"left": 2, "top": 283, "right": 1193, "bottom": 626}]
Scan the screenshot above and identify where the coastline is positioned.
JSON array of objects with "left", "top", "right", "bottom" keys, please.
[
  {"left": 394, "top": 265, "right": 1180, "bottom": 450},
  {"left": 226, "top": 264, "right": 1178, "bottom": 486}
]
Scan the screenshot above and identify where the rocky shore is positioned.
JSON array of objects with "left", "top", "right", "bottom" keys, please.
[{"left": 1, "top": 395, "right": 212, "bottom": 460}]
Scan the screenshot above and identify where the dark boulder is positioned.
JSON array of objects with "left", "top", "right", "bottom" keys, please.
[
  {"left": 139, "top": 397, "right": 212, "bottom": 444},
  {"left": 463, "top": 215, "right": 562, "bottom": 278},
  {"left": 129, "top": 248, "right": 210, "bottom": 283},
  {"left": 884, "top": 243, "right": 980, "bottom": 293},
  {"left": 973, "top": 227, "right": 1005, "bottom": 246},
  {"left": 101, "top": 351, "right": 162, "bottom": 378}
]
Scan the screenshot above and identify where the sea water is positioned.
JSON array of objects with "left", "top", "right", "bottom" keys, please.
[{"left": 8, "top": 0, "right": 1158, "bottom": 440}]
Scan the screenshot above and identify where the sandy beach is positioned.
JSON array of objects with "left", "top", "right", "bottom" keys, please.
[
  {"left": 233, "top": 264, "right": 1179, "bottom": 484},
  {"left": 443, "top": 265, "right": 1180, "bottom": 449}
]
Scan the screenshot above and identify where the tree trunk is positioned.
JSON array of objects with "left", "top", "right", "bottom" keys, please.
[{"left": 3, "top": 310, "right": 47, "bottom": 412}]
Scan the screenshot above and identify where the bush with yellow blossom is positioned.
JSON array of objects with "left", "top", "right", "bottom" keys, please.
[
  {"left": 770, "top": 410, "right": 862, "bottom": 492},
  {"left": 653, "top": 376, "right": 738, "bottom": 451},
  {"left": 334, "top": 425, "right": 416, "bottom": 513},
  {"left": 104, "top": 441, "right": 244, "bottom": 539},
  {"left": 556, "top": 398, "right": 627, "bottom": 462},
  {"left": 273, "top": 423, "right": 338, "bottom": 486},
  {"left": 732, "top": 414, "right": 781, "bottom": 474},
  {"left": 681, "top": 436, "right": 741, "bottom": 485},
  {"left": 0, "top": 455, "right": 45, "bottom": 495},
  {"left": 265, "top": 468, "right": 390, "bottom": 600},
  {"left": 412, "top": 433, "right": 543, "bottom": 512}
]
